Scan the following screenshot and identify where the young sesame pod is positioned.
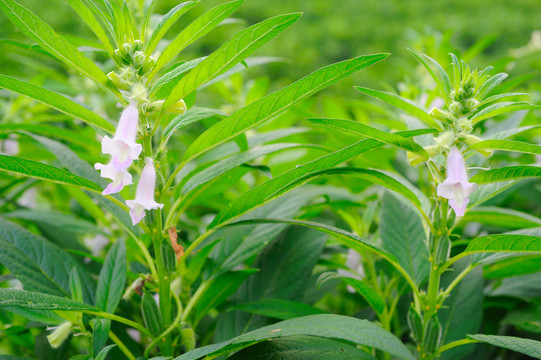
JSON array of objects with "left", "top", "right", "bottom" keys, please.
[
  {"left": 141, "top": 291, "right": 163, "bottom": 336},
  {"left": 423, "top": 314, "right": 442, "bottom": 354},
  {"left": 435, "top": 233, "right": 451, "bottom": 265},
  {"left": 161, "top": 241, "right": 177, "bottom": 273},
  {"left": 180, "top": 326, "right": 196, "bottom": 352},
  {"left": 407, "top": 306, "right": 424, "bottom": 343}
]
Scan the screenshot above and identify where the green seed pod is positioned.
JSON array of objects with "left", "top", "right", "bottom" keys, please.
[
  {"left": 423, "top": 314, "right": 442, "bottom": 354},
  {"left": 180, "top": 326, "right": 196, "bottom": 352},
  {"left": 161, "top": 242, "right": 177, "bottom": 273},
  {"left": 407, "top": 306, "right": 423, "bottom": 343},
  {"left": 435, "top": 234, "right": 451, "bottom": 265},
  {"left": 141, "top": 291, "right": 163, "bottom": 336}
]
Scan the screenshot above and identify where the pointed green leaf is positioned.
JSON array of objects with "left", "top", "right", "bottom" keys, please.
[
  {"left": 461, "top": 207, "right": 541, "bottom": 229},
  {"left": 354, "top": 86, "right": 441, "bottom": 129},
  {"left": 228, "top": 336, "right": 376, "bottom": 360},
  {"left": 175, "top": 314, "right": 414, "bottom": 360},
  {"left": 0, "top": 155, "right": 102, "bottom": 192},
  {"left": 308, "top": 118, "right": 428, "bottom": 158},
  {"left": 471, "top": 102, "right": 541, "bottom": 124},
  {"left": 66, "top": 0, "right": 115, "bottom": 57},
  {"left": 151, "top": 57, "right": 205, "bottom": 98},
  {"left": 208, "top": 129, "right": 432, "bottom": 229},
  {"left": 145, "top": 1, "right": 198, "bottom": 56},
  {"left": 0, "top": 0, "right": 120, "bottom": 99},
  {"left": 181, "top": 143, "right": 326, "bottom": 195},
  {"left": 0, "top": 218, "right": 96, "bottom": 302},
  {"left": 465, "top": 235, "right": 541, "bottom": 256},
  {"left": 184, "top": 54, "right": 389, "bottom": 162},
  {"left": 469, "top": 140, "right": 541, "bottom": 155},
  {"left": 343, "top": 278, "right": 385, "bottom": 314},
  {"left": 470, "top": 166, "right": 541, "bottom": 184},
  {"left": 163, "top": 106, "right": 225, "bottom": 144},
  {"left": 0, "top": 75, "right": 114, "bottom": 132},
  {"left": 95, "top": 240, "right": 126, "bottom": 313},
  {"left": 468, "top": 335, "right": 541, "bottom": 359},
  {"left": 0, "top": 288, "right": 97, "bottom": 311},
  {"left": 150, "top": 0, "right": 244, "bottom": 78},
  {"left": 408, "top": 49, "right": 452, "bottom": 103},
  {"left": 163, "top": 12, "right": 301, "bottom": 110}
]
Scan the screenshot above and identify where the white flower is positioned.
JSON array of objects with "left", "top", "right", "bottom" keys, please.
[
  {"left": 437, "top": 147, "right": 477, "bottom": 217},
  {"left": 126, "top": 158, "right": 163, "bottom": 225},
  {"left": 94, "top": 162, "right": 133, "bottom": 195},
  {"left": 100, "top": 102, "right": 142, "bottom": 171}
]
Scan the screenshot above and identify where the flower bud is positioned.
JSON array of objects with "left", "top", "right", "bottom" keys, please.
[
  {"left": 408, "top": 151, "right": 427, "bottom": 166},
  {"left": 168, "top": 99, "right": 187, "bottom": 114},
  {"left": 464, "top": 97, "right": 479, "bottom": 109},
  {"left": 130, "top": 83, "right": 149, "bottom": 104},
  {"left": 47, "top": 322, "right": 72, "bottom": 349},
  {"left": 142, "top": 56, "right": 157, "bottom": 74},
  {"left": 434, "top": 131, "right": 454, "bottom": 152},
  {"left": 457, "top": 118, "right": 473, "bottom": 133},
  {"left": 107, "top": 71, "right": 125, "bottom": 89},
  {"left": 429, "top": 107, "right": 452, "bottom": 124},
  {"left": 133, "top": 39, "right": 144, "bottom": 51},
  {"left": 449, "top": 101, "right": 463, "bottom": 115},
  {"left": 132, "top": 50, "right": 146, "bottom": 69}
]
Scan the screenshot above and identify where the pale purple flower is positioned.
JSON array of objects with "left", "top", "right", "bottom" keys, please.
[
  {"left": 100, "top": 102, "right": 142, "bottom": 171},
  {"left": 94, "top": 162, "right": 133, "bottom": 195},
  {"left": 126, "top": 158, "right": 163, "bottom": 225},
  {"left": 437, "top": 147, "right": 477, "bottom": 217}
]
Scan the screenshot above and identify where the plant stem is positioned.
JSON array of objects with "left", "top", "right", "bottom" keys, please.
[
  {"left": 84, "top": 310, "right": 151, "bottom": 337},
  {"left": 429, "top": 338, "right": 480, "bottom": 359},
  {"left": 109, "top": 331, "right": 136, "bottom": 360}
]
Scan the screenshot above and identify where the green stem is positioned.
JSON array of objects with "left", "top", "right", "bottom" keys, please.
[
  {"left": 442, "top": 263, "right": 476, "bottom": 297},
  {"left": 429, "top": 338, "right": 480, "bottom": 359},
  {"left": 109, "top": 331, "right": 136, "bottom": 360},
  {"left": 181, "top": 279, "right": 212, "bottom": 324},
  {"left": 84, "top": 310, "right": 151, "bottom": 337},
  {"left": 179, "top": 229, "right": 216, "bottom": 265}
]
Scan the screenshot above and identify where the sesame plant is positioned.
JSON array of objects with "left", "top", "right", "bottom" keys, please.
[{"left": 0, "top": 0, "right": 540, "bottom": 360}]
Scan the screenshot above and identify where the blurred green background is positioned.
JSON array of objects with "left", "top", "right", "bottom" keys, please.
[{"left": 1, "top": 0, "right": 540, "bottom": 90}]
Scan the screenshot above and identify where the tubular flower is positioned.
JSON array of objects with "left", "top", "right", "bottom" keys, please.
[
  {"left": 100, "top": 102, "right": 142, "bottom": 171},
  {"left": 437, "top": 147, "right": 477, "bottom": 217},
  {"left": 94, "top": 162, "right": 133, "bottom": 195},
  {"left": 126, "top": 158, "right": 163, "bottom": 225}
]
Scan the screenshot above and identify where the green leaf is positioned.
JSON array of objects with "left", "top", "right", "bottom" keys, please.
[
  {"left": 308, "top": 118, "right": 428, "bottom": 158},
  {"left": 91, "top": 318, "right": 111, "bottom": 357},
  {"left": 163, "top": 12, "right": 301, "bottom": 110},
  {"left": 66, "top": 0, "right": 115, "bottom": 57},
  {"left": 229, "top": 299, "right": 326, "bottom": 320},
  {"left": 471, "top": 102, "right": 541, "bottom": 124},
  {"left": 94, "top": 345, "right": 116, "bottom": 360},
  {"left": 461, "top": 207, "right": 541, "bottom": 229},
  {"left": 464, "top": 234, "right": 541, "bottom": 257},
  {"left": 487, "top": 125, "right": 541, "bottom": 140},
  {"left": 150, "top": 0, "right": 244, "bottom": 78},
  {"left": 193, "top": 269, "right": 257, "bottom": 325},
  {"left": 162, "top": 107, "right": 225, "bottom": 144},
  {"left": 227, "top": 335, "right": 376, "bottom": 360},
  {"left": 484, "top": 255, "right": 541, "bottom": 279},
  {"left": 469, "top": 139, "right": 541, "bottom": 155},
  {"left": 175, "top": 314, "right": 414, "bottom": 360},
  {"left": 0, "top": 123, "right": 98, "bottom": 150},
  {"left": 145, "top": 1, "right": 198, "bottom": 56},
  {"left": 354, "top": 86, "right": 441, "bottom": 129},
  {"left": 208, "top": 129, "right": 432, "bottom": 229},
  {"left": 181, "top": 143, "right": 325, "bottom": 195},
  {"left": 151, "top": 57, "right": 205, "bottom": 98},
  {"left": 0, "top": 217, "right": 95, "bottom": 302},
  {"left": 218, "top": 219, "right": 398, "bottom": 266},
  {"left": 95, "top": 240, "right": 126, "bottom": 314},
  {"left": 0, "top": 288, "right": 97, "bottom": 311},
  {"left": 0, "top": 75, "right": 114, "bottom": 132},
  {"left": 470, "top": 166, "right": 541, "bottom": 184},
  {"left": 468, "top": 334, "right": 541, "bottom": 359},
  {"left": 3, "top": 210, "right": 104, "bottom": 235},
  {"left": 477, "top": 92, "right": 528, "bottom": 107},
  {"left": 183, "top": 54, "right": 389, "bottom": 162},
  {"left": 342, "top": 278, "right": 385, "bottom": 314},
  {"left": 408, "top": 49, "right": 452, "bottom": 104},
  {"left": 0, "top": 154, "right": 102, "bottom": 192},
  {"left": 380, "top": 192, "right": 429, "bottom": 285},
  {"left": 0, "top": 0, "right": 120, "bottom": 99}
]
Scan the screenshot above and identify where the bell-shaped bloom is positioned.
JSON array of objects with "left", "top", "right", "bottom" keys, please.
[
  {"left": 126, "top": 158, "right": 163, "bottom": 225},
  {"left": 101, "top": 102, "right": 142, "bottom": 171},
  {"left": 437, "top": 147, "right": 477, "bottom": 217},
  {"left": 94, "top": 162, "right": 133, "bottom": 195}
]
